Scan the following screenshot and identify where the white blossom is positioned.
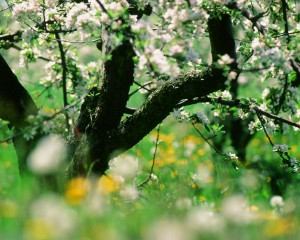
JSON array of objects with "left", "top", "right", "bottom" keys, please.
[
  {"left": 217, "top": 54, "right": 234, "bottom": 66},
  {"left": 238, "top": 109, "right": 248, "bottom": 120},
  {"left": 272, "top": 144, "right": 289, "bottom": 153},
  {"left": 248, "top": 121, "right": 256, "bottom": 134},
  {"left": 251, "top": 38, "right": 265, "bottom": 51},
  {"left": 196, "top": 112, "right": 210, "bottom": 124}
]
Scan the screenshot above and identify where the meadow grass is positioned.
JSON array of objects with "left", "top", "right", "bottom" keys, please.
[{"left": 1, "top": 117, "right": 300, "bottom": 240}]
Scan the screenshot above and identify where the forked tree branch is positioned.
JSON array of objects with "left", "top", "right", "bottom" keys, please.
[{"left": 83, "top": 14, "right": 236, "bottom": 174}]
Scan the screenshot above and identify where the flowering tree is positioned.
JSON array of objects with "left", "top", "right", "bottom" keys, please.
[{"left": 0, "top": 0, "right": 299, "bottom": 177}]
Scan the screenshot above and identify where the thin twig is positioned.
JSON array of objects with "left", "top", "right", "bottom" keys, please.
[
  {"left": 275, "top": 0, "right": 290, "bottom": 114},
  {"left": 255, "top": 109, "right": 294, "bottom": 170},
  {"left": 55, "top": 32, "right": 70, "bottom": 132},
  {"left": 0, "top": 96, "right": 85, "bottom": 144},
  {"left": 129, "top": 81, "right": 153, "bottom": 97},
  {"left": 281, "top": 0, "right": 290, "bottom": 44},
  {"left": 191, "top": 121, "right": 222, "bottom": 154},
  {"left": 255, "top": 110, "right": 274, "bottom": 147},
  {"left": 177, "top": 97, "right": 300, "bottom": 130},
  {"left": 95, "top": 0, "right": 109, "bottom": 15},
  {"left": 138, "top": 124, "right": 160, "bottom": 188}
]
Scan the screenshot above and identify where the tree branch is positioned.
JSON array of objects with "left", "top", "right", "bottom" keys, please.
[
  {"left": 55, "top": 32, "right": 70, "bottom": 132},
  {"left": 73, "top": 14, "right": 236, "bottom": 174},
  {"left": 226, "top": 2, "right": 267, "bottom": 35}
]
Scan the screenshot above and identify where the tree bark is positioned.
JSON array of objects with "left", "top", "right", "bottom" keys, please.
[
  {"left": 78, "top": 13, "right": 237, "bottom": 174},
  {"left": 0, "top": 54, "right": 38, "bottom": 173}
]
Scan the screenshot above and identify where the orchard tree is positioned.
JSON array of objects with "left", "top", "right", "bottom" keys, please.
[{"left": 0, "top": 0, "right": 300, "bottom": 179}]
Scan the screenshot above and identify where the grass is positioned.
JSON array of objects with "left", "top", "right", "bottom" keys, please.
[{"left": 1, "top": 116, "right": 300, "bottom": 240}]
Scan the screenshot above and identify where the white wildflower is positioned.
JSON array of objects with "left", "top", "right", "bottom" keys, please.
[
  {"left": 109, "top": 155, "right": 138, "bottom": 180},
  {"left": 27, "top": 135, "right": 67, "bottom": 175},
  {"left": 120, "top": 185, "right": 139, "bottom": 201},
  {"left": 146, "top": 219, "right": 188, "bottom": 240},
  {"left": 29, "top": 194, "right": 77, "bottom": 238},
  {"left": 176, "top": 197, "right": 192, "bottom": 210},
  {"left": 222, "top": 195, "right": 253, "bottom": 224},
  {"left": 192, "top": 164, "right": 212, "bottom": 186},
  {"left": 270, "top": 195, "right": 284, "bottom": 208},
  {"left": 186, "top": 207, "right": 224, "bottom": 232}
]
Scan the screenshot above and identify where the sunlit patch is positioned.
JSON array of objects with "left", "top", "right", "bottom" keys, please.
[
  {"left": 0, "top": 200, "right": 18, "bottom": 218},
  {"left": 65, "top": 177, "right": 90, "bottom": 205},
  {"left": 25, "top": 219, "right": 54, "bottom": 240},
  {"left": 197, "top": 149, "right": 206, "bottom": 156},
  {"left": 264, "top": 217, "right": 299, "bottom": 237},
  {"left": 290, "top": 145, "right": 297, "bottom": 153},
  {"left": 5, "top": 161, "right": 12, "bottom": 168}
]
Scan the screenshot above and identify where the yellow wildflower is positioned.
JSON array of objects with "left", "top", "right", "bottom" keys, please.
[
  {"left": 97, "top": 175, "right": 120, "bottom": 195},
  {"left": 65, "top": 177, "right": 90, "bottom": 205}
]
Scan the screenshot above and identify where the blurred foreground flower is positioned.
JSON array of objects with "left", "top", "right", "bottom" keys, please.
[
  {"left": 26, "top": 194, "right": 77, "bottom": 239},
  {"left": 222, "top": 195, "right": 254, "bottom": 224},
  {"left": 109, "top": 154, "right": 138, "bottom": 181},
  {"left": 27, "top": 135, "right": 67, "bottom": 174},
  {"left": 97, "top": 175, "right": 120, "bottom": 195},
  {"left": 270, "top": 195, "right": 284, "bottom": 209},
  {"left": 65, "top": 177, "right": 90, "bottom": 205},
  {"left": 186, "top": 207, "right": 224, "bottom": 233},
  {"left": 120, "top": 185, "right": 139, "bottom": 201},
  {"left": 146, "top": 219, "right": 188, "bottom": 240}
]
